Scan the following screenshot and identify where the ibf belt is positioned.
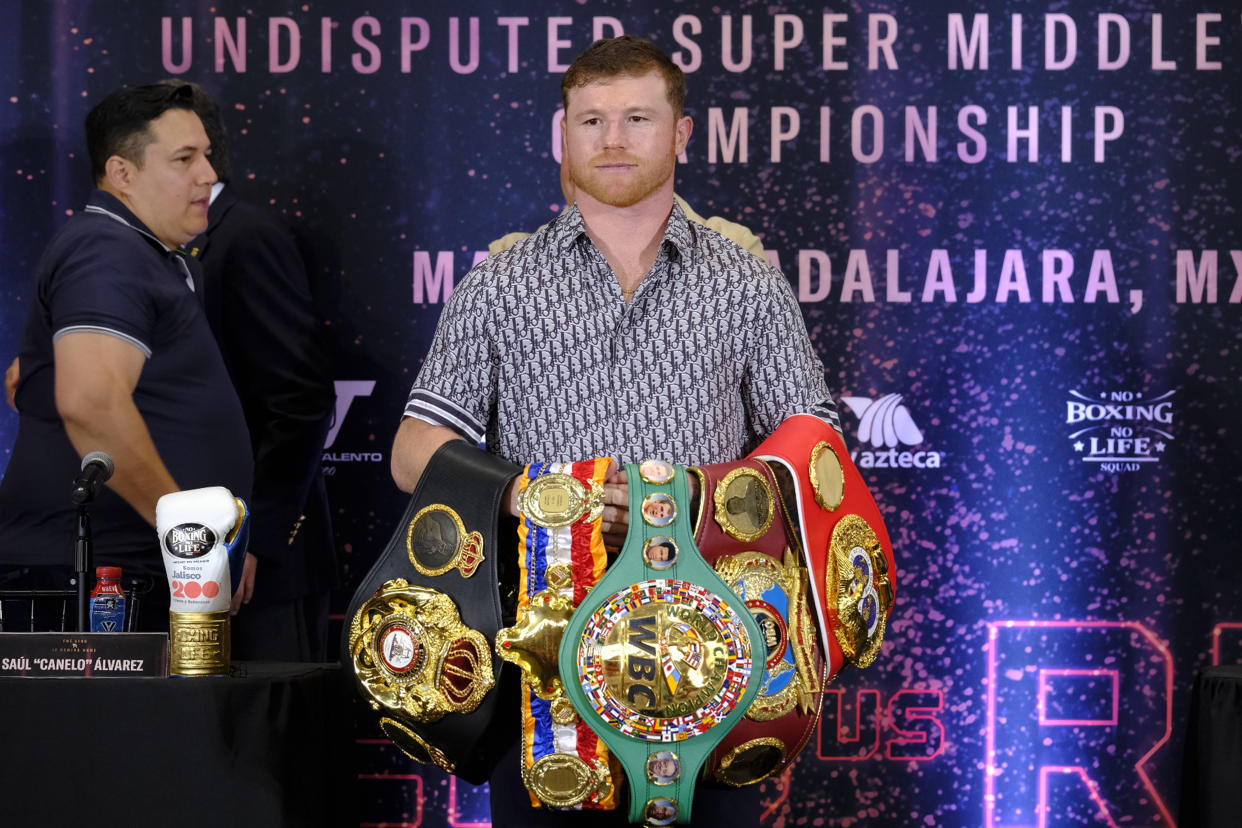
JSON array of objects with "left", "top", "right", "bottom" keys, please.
[
  {"left": 752, "top": 414, "right": 898, "bottom": 678},
  {"left": 690, "top": 458, "right": 827, "bottom": 788},
  {"left": 558, "top": 462, "right": 766, "bottom": 825},
  {"left": 342, "top": 441, "right": 521, "bottom": 784},
  {"left": 495, "top": 459, "right": 620, "bottom": 811}
]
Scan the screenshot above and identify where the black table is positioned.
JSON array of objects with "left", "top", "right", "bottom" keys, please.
[
  {"left": 1181, "top": 665, "right": 1242, "bottom": 828},
  {"left": 0, "top": 661, "right": 356, "bottom": 828}
]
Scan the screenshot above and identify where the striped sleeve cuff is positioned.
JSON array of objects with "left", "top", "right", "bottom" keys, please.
[
  {"left": 403, "top": 388, "right": 485, "bottom": 444},
  {"left": 53, "top": 325, "right": 152, "bottom": 359},
  {"left": 809, "top": 399, "right": 844, "bottom": 436}
]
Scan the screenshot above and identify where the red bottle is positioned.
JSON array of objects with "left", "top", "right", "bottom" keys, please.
[{"left": 90, "top": 566, "right": 127, "bottom": 632}]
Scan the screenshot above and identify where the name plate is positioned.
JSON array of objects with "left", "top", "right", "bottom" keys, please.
[{"left": 0, "top": 632, "right": 169, "bottom": 678}]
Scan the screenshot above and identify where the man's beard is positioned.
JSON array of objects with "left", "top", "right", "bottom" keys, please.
[{"left": 570, "top": 150, "right": 675, "bottom": 208}]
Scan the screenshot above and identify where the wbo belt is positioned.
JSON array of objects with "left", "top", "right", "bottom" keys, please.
[
  {"left": 752, "top": 414, "right": 898, "bottom": 679},
  {"left": 341, "top": 441, "right": 521, "bottom": 784},
  {"left": 689, "top": 458, "right": 827, "bottom": 788},
  {"left": 558, "top": 462, "right": 767, "bottom": 826}
]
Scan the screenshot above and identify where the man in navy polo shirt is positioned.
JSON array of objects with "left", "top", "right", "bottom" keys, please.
[{"left": 0, "top": 83, "right": 253, "bottom": 631}]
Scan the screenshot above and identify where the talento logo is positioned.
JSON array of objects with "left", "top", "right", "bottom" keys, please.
[
  {"left": 840, "top": 394, "right": 943, "bottom": 469},
  {"left": 1065, "top": 389, "right": 1174, "bottom": 472},
  {"left": 322, "top": 380, "right": 385, "bottom": 466}
]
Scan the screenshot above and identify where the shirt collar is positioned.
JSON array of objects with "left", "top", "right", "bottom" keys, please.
[
  {"left": 663, "top": 201, "right": 694, "bottom": 265},
  {"left": 83, "top": 190, "right": 174, "bottom": 253},
  {"left": 84, "top": 190, "right": 197, "bottom": 291},
  {"left": 551, "top": 201, "right": 694, "bottom": 265},
  {"left": 550, "top": 204, "right": 589, "bottom": 254}
]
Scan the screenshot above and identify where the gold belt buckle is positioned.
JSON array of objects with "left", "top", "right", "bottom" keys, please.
[
  {"left": 347, "top": 579, "right": 495, "bottom": 724},
  {"left": 519, "top": 473, "right": 605, "bottom": 528}
]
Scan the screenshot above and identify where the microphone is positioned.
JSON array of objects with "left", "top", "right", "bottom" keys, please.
[{"left": 71, "top": 451, "right": 115, "bottom": 506}]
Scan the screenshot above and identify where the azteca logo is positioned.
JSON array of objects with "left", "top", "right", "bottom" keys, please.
[
  {"left": 841, "top": 393, "right": 943, "bottom": 469},
  {"left": 1066, "top": 389, "right": 1174, "bottom": 471}
]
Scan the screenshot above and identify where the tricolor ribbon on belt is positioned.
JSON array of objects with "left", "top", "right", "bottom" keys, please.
[{"left": 500, "top": 458, "right": 620, "bottom": 810}]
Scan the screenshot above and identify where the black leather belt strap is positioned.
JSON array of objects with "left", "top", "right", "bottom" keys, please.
[{"left": 341, "top": 440, "right": 521, "bottom": 783}]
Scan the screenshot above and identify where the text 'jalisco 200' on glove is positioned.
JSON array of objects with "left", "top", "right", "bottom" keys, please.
[{"left": 156, "top": 486, "right": 250, "bottom": 676}]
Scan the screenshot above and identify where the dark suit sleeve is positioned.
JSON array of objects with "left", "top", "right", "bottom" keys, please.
[{"left": 208, "top": 202, "right": 335, "bottom": 564}]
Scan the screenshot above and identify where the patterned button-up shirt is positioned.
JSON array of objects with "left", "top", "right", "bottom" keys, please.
[{"left": 405, "top": 203, "right": 840, "bottom": 466}]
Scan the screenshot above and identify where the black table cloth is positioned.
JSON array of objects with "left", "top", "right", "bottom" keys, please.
[{"left": 0, "top": 662, "right": 355, "bottom": 827}]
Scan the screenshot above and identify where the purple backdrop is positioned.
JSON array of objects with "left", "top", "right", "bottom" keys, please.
[{"left": 2, "top": 2, "right": 1240, "bottom": 826}]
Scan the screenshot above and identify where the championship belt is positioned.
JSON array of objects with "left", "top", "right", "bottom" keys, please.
[
  {"left": 342, "top": 441, "right": 521, "bottom": 784},
  {"left": 689, "top": 459, "right": 827, "bottom": 787},
  {"left": 558, "top": 461, "right": 767, "bottom": 825},
  {"left": 495, "top": 459, "right": 621, "bottom": 811},
  {"left": 752, "top": 414, "right": 898, "bottom": 678}
]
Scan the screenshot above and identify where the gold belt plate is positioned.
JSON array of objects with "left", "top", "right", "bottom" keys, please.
[
  {"left": 713, "top": 467, "right": 776, "bottom": 543},
  {"left": 519, "top": 473, "right": 606, "bottom": 528},
  {"left": 348, "top": 579, "right": 495, "bottom": 722}
]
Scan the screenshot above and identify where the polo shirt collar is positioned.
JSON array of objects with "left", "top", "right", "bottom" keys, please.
[
  {"left": 84, "top": 190, "right": 197, "bottom": 291},
  {"left": 84, "top": 190, "right": 176, "bottom": 253}
]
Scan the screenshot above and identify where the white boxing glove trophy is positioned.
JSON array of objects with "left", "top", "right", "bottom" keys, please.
[{"left": 157, "top": 487, "right": 250, "bottom": 676}]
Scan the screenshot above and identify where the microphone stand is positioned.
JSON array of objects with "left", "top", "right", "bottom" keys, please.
[
  {"left": 68, "top": 453, "right": 114, "bottom": 631},
  {"left": 74, "top": 504, "right": 92, "bottom": 632}
]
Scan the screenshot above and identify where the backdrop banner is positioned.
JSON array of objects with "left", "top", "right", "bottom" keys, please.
[{"left": 1, "top": 2, "right": 1239, "bottom": 826}]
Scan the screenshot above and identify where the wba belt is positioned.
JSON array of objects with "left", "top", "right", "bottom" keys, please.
[
  {"left": 558, "top": 462, "right": 766, "bottom": 826},
  {"left": 341, "top": 441, "right": 521, "bottom": 784}
]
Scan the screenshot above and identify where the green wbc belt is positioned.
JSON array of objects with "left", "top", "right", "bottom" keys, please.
[{"left": 557, "top": 462, "right": 766, "bottom": 825}]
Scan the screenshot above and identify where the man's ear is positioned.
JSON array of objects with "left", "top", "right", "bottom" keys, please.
[
  {"left": 103, "top": 155, "right": 134, "bottom": 194},
  {"left": 675, "top": 116, "right": 693, "bottom": 157}
]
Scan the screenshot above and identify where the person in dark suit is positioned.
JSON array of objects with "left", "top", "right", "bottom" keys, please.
[{"left": 177, "top": 81, "right": 338, "bottom": 661}]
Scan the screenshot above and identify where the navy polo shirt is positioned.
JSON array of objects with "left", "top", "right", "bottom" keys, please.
[{"left": 0, "top": 191, "right": 253, "bottom": 576}]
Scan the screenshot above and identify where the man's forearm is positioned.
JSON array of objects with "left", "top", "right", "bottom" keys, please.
[
  {"left": 391, "top": 417, "right": 532, "bottom": 518},
  {"left": 61, "top": 395, "right": 178, "bottom": 526},
  {"left": 391, "top": 417, "right": 465, "bottom": 494}
]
